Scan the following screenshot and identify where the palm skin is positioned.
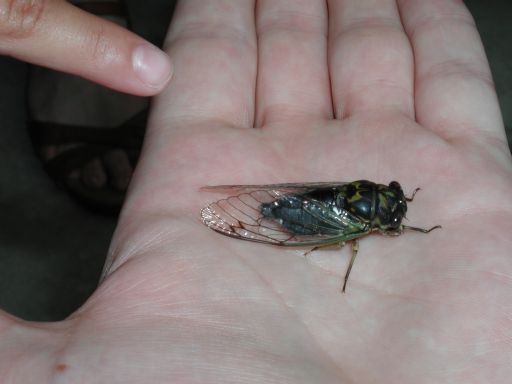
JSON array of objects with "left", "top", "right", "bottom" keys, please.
[
  {"left": 92, "top": 113, "right": 508, "bottom": 384},
  {"left": 2, "top": 1, "right": 512, "bottom": 383}
]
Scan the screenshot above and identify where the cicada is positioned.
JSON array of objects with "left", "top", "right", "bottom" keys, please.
[{"left": 200, "top": 180, "right": 440, "bottom": 292}]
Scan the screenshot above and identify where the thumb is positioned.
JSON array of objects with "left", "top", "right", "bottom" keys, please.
[
  {"left": 0, "top": 0, "right": 173, "bottom": 96},
  {"left": 0, "top": 309, "right": 60, "bottom": 380}
]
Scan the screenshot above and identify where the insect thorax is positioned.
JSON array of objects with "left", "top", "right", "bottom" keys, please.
[{"left": 345, "top": 180, "right": 408, "bottom": 232}]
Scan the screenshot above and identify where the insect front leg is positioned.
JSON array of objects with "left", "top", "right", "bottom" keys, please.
[
  {"left": 402, "top": 225, "right": 442, "bottom": 233},
  {"left": 342, "top": 240, "right": 359, "bottom": 293},
  {"left": 405, "top": 187, "right": 421, "bottom": 202}
]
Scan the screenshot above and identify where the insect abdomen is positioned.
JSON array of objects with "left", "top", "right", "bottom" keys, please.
[{"left": 261, "top": 195, "right": 340, "bottom": 236}]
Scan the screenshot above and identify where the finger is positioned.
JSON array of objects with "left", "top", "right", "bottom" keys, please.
[
  {"left": 328, "top": 0, "right": 414, "bottom": 119},
  {"left": 156, "top": 0, "right": 257, "bottom": 128},
  {"left": 398, "top": 0, "right": 506, "bottom": 145},
  {"left": 0, "top": 0, "right": 172, "bottom": 96},
  {"left": 255, "top": 0, "right": 331, "bottom": 127}
]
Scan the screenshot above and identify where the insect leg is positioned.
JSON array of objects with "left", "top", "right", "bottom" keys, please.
[
  {"left": 342, "top": 240, "right": 359, "bottom": 293},
  {"left": 403, "top": 224, "right": 442, "bottom": 233},
  {"left": 304, "top": 246, "right": 320, "bottom": 257},
  {"left": 405, "top": 187, "right": 421, "bottom": 202},
  {"left": 303, "top": 242, "right": 345, "bottom": 257}
]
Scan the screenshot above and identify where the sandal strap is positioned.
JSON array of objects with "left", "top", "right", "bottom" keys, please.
[
  {"left": 43, "top": 144, "right": 111, "bottom": 179},
  {"left": 28, "top": 109, "right": 147, "bottom": 148}
]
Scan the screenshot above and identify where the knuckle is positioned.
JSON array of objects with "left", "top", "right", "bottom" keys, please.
[
  {"left": 0, "top": 0, "right": 45, "bottom": 38},
  {"left": 87, "top": 25, "right": 119, "bottom": 67}
]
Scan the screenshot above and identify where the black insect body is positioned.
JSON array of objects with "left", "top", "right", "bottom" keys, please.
[
  {"left": 201, "top": 180, "right": 440, "bottom": 292},
  {"left": 260, "top": 191, "right": 345, "bottom": 236}
]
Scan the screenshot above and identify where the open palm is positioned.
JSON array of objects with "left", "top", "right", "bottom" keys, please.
[{"left": 3, "top": 1, "right": 512, "bottom": 383}]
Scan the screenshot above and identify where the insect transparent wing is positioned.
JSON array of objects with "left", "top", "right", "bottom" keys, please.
[
  {"left": 201, "top": 189, "right": 368, "bottom": 246},
  {"left": 201, "top": 182, "right": 348, "bottom": 194},
  {"left": 300, "top": 199, "right": 369, "bottom": 235},
  {"left": 201, "top": 190, "right": 301, "bottom": 245}
]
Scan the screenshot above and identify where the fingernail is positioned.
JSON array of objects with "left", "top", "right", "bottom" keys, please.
[{"left": 132, "top": 44, "right": 172, "bottom": 88}]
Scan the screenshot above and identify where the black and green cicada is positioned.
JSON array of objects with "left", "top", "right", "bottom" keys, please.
[{"left": 201, "top": 180, "right": 441, "bottom": 292}]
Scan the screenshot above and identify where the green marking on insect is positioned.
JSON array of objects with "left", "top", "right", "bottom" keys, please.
[{"left": 200, "top": 180, "right": 441, "bottom": 293}]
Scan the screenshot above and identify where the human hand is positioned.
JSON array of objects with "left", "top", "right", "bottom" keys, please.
[
  {"left": 2, "top": 1, "right": 512, "bottom": 383},
  {"left": 0, "top": 0, "right": 172, "bottom": 95}
]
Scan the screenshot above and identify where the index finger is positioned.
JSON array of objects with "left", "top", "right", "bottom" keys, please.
[{"left": 0, "top": 0, "right": 172, "bottom": 96}]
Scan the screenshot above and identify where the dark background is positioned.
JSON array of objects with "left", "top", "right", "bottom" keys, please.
[{"left": 0, "top": 1, "right": 510, "bottom": 321}]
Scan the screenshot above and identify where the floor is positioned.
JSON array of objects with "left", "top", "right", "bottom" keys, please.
[{"left": 0, "top": 1, "right": 510, "bottom": 321}]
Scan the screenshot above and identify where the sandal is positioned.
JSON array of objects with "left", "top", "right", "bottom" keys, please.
[
  {"left": 29, "top": 109, "right": 147, "bottom": 214},
  {"left": 28, "top": 0, "right": 147, "bottom": 215}
]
